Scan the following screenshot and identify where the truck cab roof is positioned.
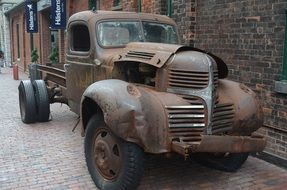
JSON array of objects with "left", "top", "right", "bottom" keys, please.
[{"left": 68, "top": 10, "right": 177, "bottom": 26}]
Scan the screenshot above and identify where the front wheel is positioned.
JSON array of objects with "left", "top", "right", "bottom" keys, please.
[
  {"left": 192, "top": 152, "right": 249, "bottom": 172},
  {"left": 85, "top": 115, "right": 144, "bottom": 190}
]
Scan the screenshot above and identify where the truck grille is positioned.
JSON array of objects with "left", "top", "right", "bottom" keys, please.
[
  {"left": 168, "top": 69, "right": 209, "bottom": 89},
  {"left": 181, "top": 95, "right": 235, "bottom": 135},
  {"left": 212, "top": 96, "right": 235, "bottom": 134},
  {"left": 214, "top": 71, "right": 219, "bottom": 88},
  {"left": 166, "top": 100, "right": 205, "bottom": 142},
  {"left": 168, "top": 69, "right": 218, "bottom": 90},
  {"left": 126, "top": 51, "right": 155, "bottom": 60}
]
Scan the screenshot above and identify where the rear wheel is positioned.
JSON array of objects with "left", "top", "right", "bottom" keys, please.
[
  {"left": 85, "top": 115, "right": 144, "bottom": 190},
  {"left": 192, "top": 152, "right": 249, "bottom": 172},
  {"left": 18, "top": 80, "right": 37, "bottom": 124},
  {"left": 33, "top": 80, "right": 50, "bottom": 122}
]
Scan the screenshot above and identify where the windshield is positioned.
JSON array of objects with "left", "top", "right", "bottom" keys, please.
[
  {"left": 97, "top": 21, "right": 178, "bottom": 47},
  {"left": 142, "top": 22, "right": 178, "bottom": 44}
]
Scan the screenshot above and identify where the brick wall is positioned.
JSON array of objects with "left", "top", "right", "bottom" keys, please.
[
  {"left": 194, "top": 0, "right": 287, "bottom": 159},
  {"left": 9, "top": 6, "right": 41, "bottom": 72},
  {"left": 140, "top": 0, "right": 166, "bottom": 14},
  {"left": 171, "top": 0, "right": 196, "bottom": 46},
  {"left": 0, "top": 4, "right": 13, "bottom": 67},
  {"left": 39, "top": 10, "right": 50, "bottom": 65},
  {"left": 10, "top": 10, "right": 25, "bottom": 70},
  {"left": 67, "top": 0, "right": 89, "bottom": 16},
  {"left": 122, "top": 0, "right": 137, "bottom": 12},
  {"left": 99, "top": 0, "right": 114, "bottom": 10}
]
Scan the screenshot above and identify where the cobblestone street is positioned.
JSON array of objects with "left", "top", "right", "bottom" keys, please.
[{"left": 0, "top": 67, "right": 287, "bottom": 190}]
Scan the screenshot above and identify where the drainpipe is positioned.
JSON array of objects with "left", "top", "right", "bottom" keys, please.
[
  {"left": 282, "top": 9, "right": 287, "bottom": 81},
  {"left": 137, "top": 0, "right": 141, "bottom": 12},
  {"left": 275, "top": 9, "right": 287, "bottom": 93},
  {"left": 167, "top": 0, "right": 172, "bottom": 17}
]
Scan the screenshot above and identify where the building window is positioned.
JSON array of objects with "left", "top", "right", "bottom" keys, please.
[
  {"left": 16, "top": 24, "right": 20, "bottom": 59},
  {"left": 88, "top": 0, "right": 96, "bottom": 10},
  {"left": 112, "top": 0, "right": 122, "bottom": 10},
  {"left": 70, "top": 24, "right": 90, "bottom": 52},
  {"left": 113, "top": 0, "right": 121, "bottom": 6}
]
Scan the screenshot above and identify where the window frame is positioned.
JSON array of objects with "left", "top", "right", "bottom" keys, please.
[
  {"left": 95, "top": 19, "right": 180, "bottom": 49},
  {"left": 68, "top": 22, "right": 91, "bottom": 56}
]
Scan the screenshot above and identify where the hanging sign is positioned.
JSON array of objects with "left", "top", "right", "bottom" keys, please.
[
  {"left": 51, "top": 0, "right": 66, "bottom": 29},
  {"left": 25, "top": 0, "right": 38, "bottom": 33}
]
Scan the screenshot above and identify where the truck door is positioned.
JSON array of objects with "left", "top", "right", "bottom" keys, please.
[{"left": 66, "top": 22, "right": 94, "bottom": 115}]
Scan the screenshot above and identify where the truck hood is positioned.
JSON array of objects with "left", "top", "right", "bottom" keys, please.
[{"left": 114, "top": 42, "right": 228, "bottom": 79}]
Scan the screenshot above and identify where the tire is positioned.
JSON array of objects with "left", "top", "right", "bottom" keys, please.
[
  {"left": 85, "top": 115, "right": 144, "bottom": 190},
  {"left": 18, "top": 80, "right": 37, "bottom": 124},
  {"left": 33, "top": 80, "right": 50, "bottom": 122},
  {"left": 192, "top": 152, "right": 249, "bottom": 172}
]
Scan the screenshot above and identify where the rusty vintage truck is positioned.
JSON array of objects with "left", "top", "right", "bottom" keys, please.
[{"left": 18, "top": 10, "right": 266, "bottom": 190}]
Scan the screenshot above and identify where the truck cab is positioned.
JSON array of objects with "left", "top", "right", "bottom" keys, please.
[
  {"left": 65, "top": 11, "right": 179, "bottom": 114},
  {"left": 18, "top": 10, "right": 266, "bottom": 190}
]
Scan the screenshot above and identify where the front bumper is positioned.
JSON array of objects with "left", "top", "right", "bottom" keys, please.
[{"left": 171, "top": 134, "right": 266, "bottom": 158}]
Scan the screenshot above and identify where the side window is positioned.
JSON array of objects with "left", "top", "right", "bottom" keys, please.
[{"left": 70, "top": 24, "right": 90, "bottom": 52}]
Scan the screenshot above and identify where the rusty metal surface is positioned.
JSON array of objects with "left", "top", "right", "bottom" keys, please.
[
  {"left": 115, "top": 43, "right": 181, "bottom": 68},
  {"left": 171, "top": 135, "right": 266, "bottom": 157},
  {"left": 66, "top": 61, "right": 94, "bottom": 115},
  {"left": 79, "top": 46, "right": 264, "bottom": 154},
  {"left": 68, "top": 10, "right": 177, "bottom": 30},
  {"left": 82, "top": 79, "right": 176, "bottom": 153},
  {"left": 38, "top": 10, "right": 266, "bottom": 156},
  {"left": 38, "top": 65, "right": 66, "bottom": 87},
  {"left": 217, "top": 80, "right": 263, "bottom": 135}
]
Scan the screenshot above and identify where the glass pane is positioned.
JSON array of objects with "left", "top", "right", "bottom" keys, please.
[
  {"left": 98, "top": 21, "right": 142, "bottom": 47},
  {"left": 113, "top": 0, "right": 121, "bottom": 7},
  {"left": 142, "top": 22, "right": 178, "bottom": 44}
]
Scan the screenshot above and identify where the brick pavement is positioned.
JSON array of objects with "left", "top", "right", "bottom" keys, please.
[{"left": 0, "top": 67, "right": 287, "bottom": 190}]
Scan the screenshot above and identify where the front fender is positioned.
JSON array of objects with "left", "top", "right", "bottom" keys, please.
[{"left": 81, "top": 79, "right": 185, "bottom": 153}]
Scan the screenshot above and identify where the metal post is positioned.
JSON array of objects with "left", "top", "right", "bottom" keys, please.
[
  {"left": 167, "top": 0, "right": 172, "bottom": 17},
  {"left": 30, "top": 33, "right": 34, "bottom": 51},
  {"left": 137, "top": 0, "right": 141, "bottom": 12},
  {"left": 282, "top": 9, "right": 287, "bottom": 81},
  {"left": 274, "top": 9, "right": 287, "bottom": 93}
]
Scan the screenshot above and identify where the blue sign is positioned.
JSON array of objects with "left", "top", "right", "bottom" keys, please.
[
  {"left": 25, "top": 0, "right": 38, "bottom": 33},
  {"left": 51, "top": 0, "right": 66, "bottom": 29}
]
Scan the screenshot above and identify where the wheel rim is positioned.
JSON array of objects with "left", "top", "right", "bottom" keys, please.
[{"left": 92, "top": 127, "right": 122, "bottom": 181}]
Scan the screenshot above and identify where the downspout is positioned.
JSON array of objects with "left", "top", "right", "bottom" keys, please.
[
  {"left": 282, "top": 9, "right": 287, "bottom": 81},
  {"left": 275, "top": 9, "right": 287, "bottom": 93},
  {"left": 137, "top": 0, "right": 141, "bottom": 12},
  {"left": 167, "top": 0, "right": 172, "bottom": 17}
]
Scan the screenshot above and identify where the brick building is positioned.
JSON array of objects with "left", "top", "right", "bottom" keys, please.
[
  {"left": 194, "top": 0, "right": 287, "bottom": 162},
  {"left": 0, "top": 0, "right": 21, "bottom": 67},
  {"left": 6, "top": 0, "right": 287, "bottom": 162}
]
